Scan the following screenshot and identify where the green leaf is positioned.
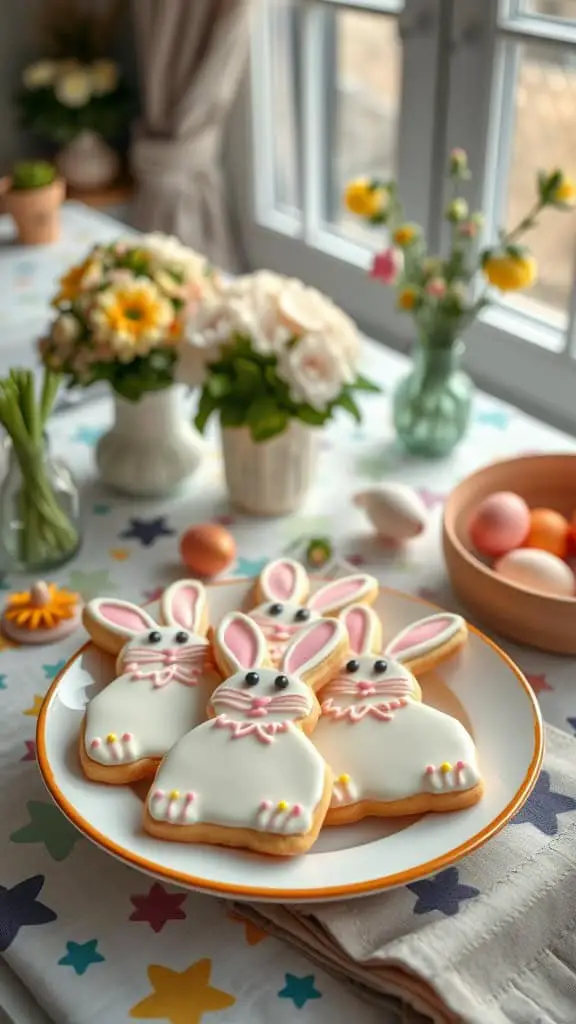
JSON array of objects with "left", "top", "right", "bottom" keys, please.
[
  {"left": 220, "top": 399, "right": 248, "bottom": 428},
  {"left": 337, "top": 392, "right": 362, "bottom": 424},
  {"left": 232, "top": 357, "right": 263, "bottom": 397},
  {"left": 246, "top": 396, "right": 289, "bottom": 442},
  {"left": 207, "top": 373, "right": 233, "bottom": 399},
  {"left": 295, "top": 404, "right": 327, "bottom": 426},
  {"left": 195, "top": 389, "right": 218, "bottom": 433},
  {"left": 353, "top": 374, "right": 382, "bottom": 393}
]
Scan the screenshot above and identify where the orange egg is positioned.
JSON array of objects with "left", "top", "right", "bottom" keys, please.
[
  {"left": 570, "top": 509, "right": 576, "bottom": 552},
  {"left": 179, "top": 524, "right": 236, "bottom": 578},
  {"left": 525, "top": 507, "right": 570, "bottom": 559}
]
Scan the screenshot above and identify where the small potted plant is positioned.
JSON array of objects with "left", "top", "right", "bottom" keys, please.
[
  {"left": 179, "top": 271, "right": 380, "bottom": 515},
  {"left": 345, "top": 153, "right": 576, "bottom": 457},
  {"left": 0, "top": 160, "right": 64, "bottom": 245},
  {"left": 38, "top": 233, "right": 218, "bottom": 497}
]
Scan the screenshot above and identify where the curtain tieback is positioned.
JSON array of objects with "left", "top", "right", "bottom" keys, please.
[{"left": 131, "top": 132, "right": 220, "bottom": 190}]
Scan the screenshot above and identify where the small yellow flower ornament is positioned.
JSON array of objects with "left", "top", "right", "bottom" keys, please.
[
  {"left": 1, "top": 581, "right": 82, "bottom": 645},
  {"left": 482, "top": 252, "right": 537, "bottom": 292}
]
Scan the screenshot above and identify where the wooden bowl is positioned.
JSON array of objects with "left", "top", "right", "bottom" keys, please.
[{"left": 442, "top": 453, "right": 576, "bottom": 654}]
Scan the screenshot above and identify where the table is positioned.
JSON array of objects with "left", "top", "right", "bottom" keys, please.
[{"left": 1, "top": 204, "right": 576, "bottom": 1024}]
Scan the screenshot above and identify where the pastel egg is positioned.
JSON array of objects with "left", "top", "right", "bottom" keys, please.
[
  {"left": 354, "top": 484, "right": 428, "bottom": 542},
  {"left": 468, "top": 491, "right": 530, "bottom": 558},
  {"left": 179, "top": 524, "right": 236, "bottom": 578},
  {"left": 495, "top": 548, "right": 575, "bottom": 597},
  {"left": 525, "top": 507, "right": 570, "bottom": 559}
]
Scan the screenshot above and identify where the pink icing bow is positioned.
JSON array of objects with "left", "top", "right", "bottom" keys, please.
[{"left": 212, "top": 714, "right": 290, "bottom": 745}]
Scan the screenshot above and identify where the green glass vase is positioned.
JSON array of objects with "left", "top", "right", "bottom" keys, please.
[{"left": 392, "top": 341, "right": 473, "bottom": 457}]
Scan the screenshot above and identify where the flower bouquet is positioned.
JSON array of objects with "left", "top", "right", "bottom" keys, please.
[
  {"left": 39, "top": 233, "right": 218, "bottom": 496},
  {"left": 345, "top": 153, "right": 575, "bottom": 456},
  {"left": 179, "top": 271, "right": 380, "bottom": 514}
]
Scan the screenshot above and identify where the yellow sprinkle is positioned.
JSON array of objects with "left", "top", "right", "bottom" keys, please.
[
  {"left": 338, "top": 773, "right": 350, "bottom": 784},
  {"left": 170, "top": 789, "right": 180, "bottom": 800},
  {"left": 440, "top": 762, "right": 452, "bottom": 773},
  {"left": 277, "top": 800, "right": 288, "bottom": 811},
  {"left": 106, "top": 733, "right": 117, "bottom": 743}
]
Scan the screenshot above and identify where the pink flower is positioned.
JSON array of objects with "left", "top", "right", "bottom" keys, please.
[
  {"left": 458, "top": 220, "right": 478, "bottom": 238},
  {"left": 370, "top": 247, "right": 404, "bottom": 285},
  {"left": 425, "top": 277, "right": 447, "bottom": 299}
]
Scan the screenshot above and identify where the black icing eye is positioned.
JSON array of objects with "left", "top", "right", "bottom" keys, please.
[
  {"left": 295, "top": 608, "right": 310, "bottom": 622},
  {"left": 175, "top": 631, "right": 189, "bottom": 644},
  {"left": 374, "top": 659, "right": 388, "bottom": 673},
  {"left": 245, "top": 671, "right": 260, "bottom": 686},
  {"left": 346, "top": 659, "right": 360, "bottom": 673},
  {"left": 269, "top": 603, "right": 284, "bottom": 616},
  {"left": 274, "top": 674, "right": 290, "bottom": 689},
  {"left": 148, "top": 630, "right": 162, "bottom": 643}
]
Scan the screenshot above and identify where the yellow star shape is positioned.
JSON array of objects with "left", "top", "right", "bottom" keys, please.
[
  {"left": 130, "top": 959, "right": 235, "bottom": 1024},
  {"left": 23, "top": 694, "right": 44, "bottom": 717},
  {"left": 227, "top": 909, "right": 268, "bottom": 946},
  {"left": 0, "top": 632, "right": 17, "bottom": 651},
  {"left": 109, "top": 548, "right": 130, "bottom": 561}
]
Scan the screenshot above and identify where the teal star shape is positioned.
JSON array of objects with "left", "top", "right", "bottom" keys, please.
[
  {"left": 10, "top": 800, "right": 82, "bottom": 861},
  {"left": 58, "top": 939, "right": 105, "bottom": 975},
  {"left": 71, "top": 425, "right": 104, "bottom": 447},
  {"left": 66, "top": 569, "right": 117, "bottom": 602},
  {"left": 0, "top": 674, "right": 6, "bottom": 690},
  {"left": 92, "top": 503, "right": 111, "bottom": 516},
  {"left": 42, "top": 660, "right": 66, "bottom": 681},
  {"left": 233, "top": 556, "right": 270, "bottom": 577},
  {"left": 278, "top": 973, "right": 322, "bottom": 1009},
  {"left": 0, "top": 575, "right": 11, "bottom": 591}
]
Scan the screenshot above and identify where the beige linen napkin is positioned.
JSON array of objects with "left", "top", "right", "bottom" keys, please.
[{"left": 232, "top": 725, "right": 576, "bottom": 1024}]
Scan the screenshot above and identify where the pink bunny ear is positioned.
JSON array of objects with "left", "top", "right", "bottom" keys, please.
[
  {"left": 308, "top": 574, "right": 377, "bottom": 615},
  {"left": 341, "top": 604, "right": 381, "bottom": 656},
  {"left": 84, "top": 598, "right": 158, "bottom": 653},
  {"left": 216, "top": 612, "right": 267, "bottom": 674},
  {"left": 258, "top": 558, "right": 309, "bottom": 603},
  {"left": 282, "top": 618, "right": 345, "bottom": 682},
  {"left": 385, "top": 613, "right": 465, "bottom": 664},
  {"left": 160, "top": 579, "right": 207, "bottom": 633}
]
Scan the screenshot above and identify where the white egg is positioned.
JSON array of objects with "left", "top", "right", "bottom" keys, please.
[
  {"left": 354, "top": 483, "right": 428, "bottom": 542},
  {"left": 495, "top": 548, "right": 575, "bottom": 597}
]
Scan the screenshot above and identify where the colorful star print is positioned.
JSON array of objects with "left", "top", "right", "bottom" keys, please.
[
  {"left": 408, "top": 867, "right": 480, "bottom": 916},
  {"left": 355, "top": 448, "right": 400, "bottom": 480},
  {"left": 23, "top": 694, "right": 43, "bottom": 717},
  {"left": 474, "top": 408, "right": 510, "bottom": 430},
  {"left": 66, "top": 569, "right": 117, "bottom": 601},
  {"left": 511, "top": 770, "right": 576, "bottom": 836},
  {"left": 92, "top": 503, "right": 111, "bottom": 515},
  {"left": 21, "top": 740, "right": 36, "bottom": 762},
  {"left": 120, "top": 517, "right": 175, "bottom": 547},
  {"left": 233, "top": 556, "right": 270, "bottom": 577},
  {"left": 58, "top": 939, "right": 105, "bottom": 975},
  {"left": 129, "top": 883, "right": 187, "bottom": 933},
  {"left": 568, "top": 717, "right": 576, "bottom": 734},
  {"left": 227, "top": 909, "right": 268, "bottom": 945},
  {"left": 212, "top": 513, "right": 236, "bottom": 526},
  {"left": 0, "top": 674, "right": 6, "bottom": 690},
  {"left": 11, "top": 800, "right": 82, "bottom": 861},
  {"left": 417, "top": 487, "right": 446, "bottom": 510},
  {"left": 278, "top": 973, "right": 323, "bottom": 1009},
  {"left": 525, "top": 673, "right": 553, "bottom": 695},
  {"left": 0, "top": 874, "right": 57, "bottom": 951},
  {"left": 0, "top": 575, "right": 12, "bottom": 591},
  {"left": 71, "top": 425, "right": 104, "bottom": 446},
  {"left": 130, "top": 959, "right": 235, "bottom": 1024},
  {"left": 417, "top": 585, "right": 443, "bottom": 605},
  {"left": 142, "top": 585, "right": 164, "bottom": 603},
  {"left": 109, "top": 547, "right": 130, "bottom": 561},
  {"left": 42, "top": 660, "right": 66, "bottom": 681}
]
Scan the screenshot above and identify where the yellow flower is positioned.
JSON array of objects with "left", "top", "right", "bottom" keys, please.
[
  {"left": 397, "top": 286, "right": 420, "bottom": 311},
  {"left": 344, "top": 178, "right": 388, "bottom": 218},
  {"left": 552, "top": 176, "right": 576, "bottom": 208},
  {"left": 90, "top": 59, "right": 119, "bottom": 97},
  {"left": 52, "top": 259, "right": 91, "bottom": 306},
  {"left": 5, "top": 582, "right": 78, "bottom": 631},
  {"left": 90, "top": 277, "right": 174, "bottom": 358},
  {"left": 393, "top": 223, "right": 419, "bottom": 248},
  {"left": 55, "top": 67, "right": 92, "bottom": 108},
  {"left": 483, "top": 252, "right": 537, "bottom": 292}
]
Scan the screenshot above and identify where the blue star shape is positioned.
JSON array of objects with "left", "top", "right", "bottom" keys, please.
[
  {"left": 120, "top": 517, "right": 175, "bottom": 548},
  {"left": 511, "top": 770, "right": 576, "bottom": 836},
  {"left": 42, "top": 661, "right": 66, "bottom": 681},
  {"left": 233, "top": 556, "right": 270, "bottom": 577},
  {"left": 71, "top": 425, "right": 104, "bottom": 446},
  {"left": 58, "top": 938, "right": 105, "bottom": 975},
  {"left": 0, "top": 674, "right": 6, "bottom": 690},
  {"left": 92, "top": 503, "right": 111, "bottom": 516},
  {"left": 474, "top": 408, "right": 510, "bottom": 430},
  {"left": 568, "top": 717, "right": 576, "bottom": 735},
  {"left": 0, "top": 874, "right": 57, "bottom": 951},
  {"left": 278, "top": 973, "right": 322, "bottom": 1010},
  {"left": 0, "top": 575, "right": 11, "bottom": 591},
  {"left": 408, "top": 867, "right": 480, "bottom": 916}
]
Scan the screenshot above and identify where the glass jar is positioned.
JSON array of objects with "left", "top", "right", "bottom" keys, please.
[
  {"left": 392, "top": 341, "right": 473, "bottom": 457},
  {"left": 0, "top": 436, "right": 81, "bottom": 572}
]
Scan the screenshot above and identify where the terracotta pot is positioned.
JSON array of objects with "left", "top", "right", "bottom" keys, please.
[
  {"left": 55, "top": 131, "right": 119, "bottom": 191},
  {"left": 1, "top": 176, "right": 64, "bottom": 245}
]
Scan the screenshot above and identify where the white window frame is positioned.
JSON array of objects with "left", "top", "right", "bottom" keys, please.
[{"left": 227, "top": 0, "right": 576, "bottom": 433}]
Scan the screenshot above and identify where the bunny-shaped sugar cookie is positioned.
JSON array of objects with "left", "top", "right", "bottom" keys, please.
[
  {"left": 143, "top": 612, "right": 346, "bottom": 856},
  {"left": 247, "top": 557, "right": 378, "bottom": 668},
  {"left": 80, "top": 580, "right": 219, "bottom": 784},
  {"left": 313, "top": 604, "right": 482, "bottom": 823}
]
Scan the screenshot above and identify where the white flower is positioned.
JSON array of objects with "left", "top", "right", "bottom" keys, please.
[
  {"left": 55, "top": 67, "right": 92, "bottom": 108},
  {"left": 277, "top": 333, "right": 353, "bottom": 410},
  {"left": 22, "top": 60, "right": 57, "bottom": 90},
  {"left": 90, "top": 59, "right": 119, "bottom": 96}
]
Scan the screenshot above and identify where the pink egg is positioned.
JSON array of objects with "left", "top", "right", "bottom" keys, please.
[
  {"left": 468, "top": 491, "right": 530, "bottom": 558},
  {"left": 495, "top": 548, "right": 575, "bottom": 598}
]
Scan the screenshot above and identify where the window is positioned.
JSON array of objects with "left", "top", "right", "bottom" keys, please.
[{"left": 232, "top": 0, "right": 576, "bottom": 431}]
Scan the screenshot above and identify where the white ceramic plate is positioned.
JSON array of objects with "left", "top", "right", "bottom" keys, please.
[{"left": 37, "top": 578, "right": 543, "bottom": 904}]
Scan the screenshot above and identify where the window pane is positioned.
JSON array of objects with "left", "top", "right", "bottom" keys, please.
[
  {"left": 326, "top": 9, "right": 403, "bottom": 239},
  {"left": 518, "top": 0, "right": 576, "bottom": 19},
  {"left": 501, "top": 44, "right": 576, "bottom": 321},
  {"left": 269, "top": 0, "right": 300, "bottom": 213}
]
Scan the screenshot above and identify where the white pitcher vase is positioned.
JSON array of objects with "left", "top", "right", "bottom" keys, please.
[
  {"left": 96, "top": 386, "right": 203, "bottom": 497},
  {"left": 221, "top": 420, "right": 318, "bottom": 515}
]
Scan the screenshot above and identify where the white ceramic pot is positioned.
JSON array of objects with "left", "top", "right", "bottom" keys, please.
[
  {"left": 221, "top": 420, "right": 318, "bottom": 515},
  {"left": 56, "top": 131, "right": 120, "bottom": 191},
  {"left": 96, "top": 386, "right": 203, "bottom": 497}
]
